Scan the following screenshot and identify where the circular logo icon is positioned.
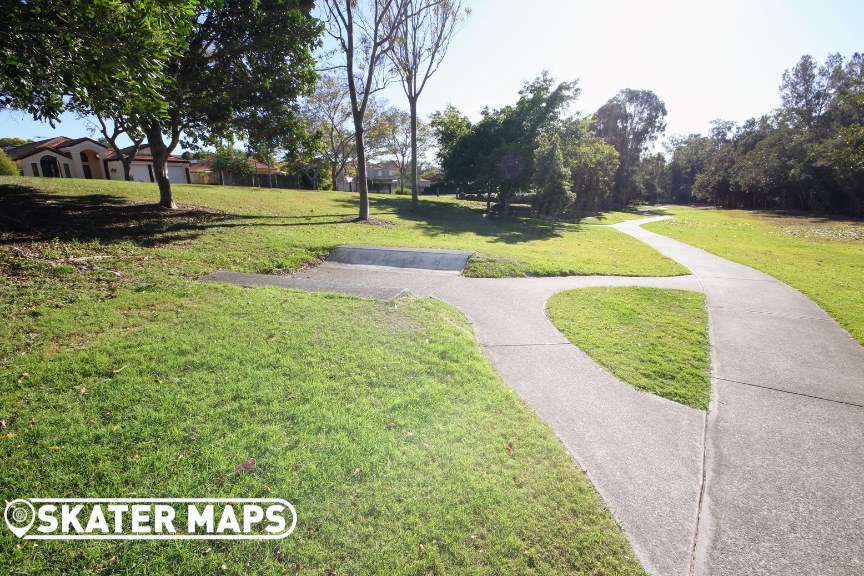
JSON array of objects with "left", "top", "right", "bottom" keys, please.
[{"left": 4, "top": 499, "right": 35, "bottom": 538}]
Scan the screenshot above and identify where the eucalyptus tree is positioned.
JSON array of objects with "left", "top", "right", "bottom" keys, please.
[
  {"left": 592, "top": 89, "right": 667, "bottom": 207},
  {"left": 388, "top": 0, "right": 468, "bottom": 209},
  {"left": 321, "top": 0, "right": 410, "bottom": 220}
]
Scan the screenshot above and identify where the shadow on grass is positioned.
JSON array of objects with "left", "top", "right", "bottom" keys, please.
[
  {"left": 335, "top": 194, "right": 578, "bottom": 244},
  {"left": 578, "top": 206, "right": 668, "bottom": 223},
  {"left": 0, "top": 183, "right": 238, "bottom": 247}
]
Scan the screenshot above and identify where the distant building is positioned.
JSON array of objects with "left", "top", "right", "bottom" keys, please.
[{"left": 6, "top": 137, "right": 190, "bottom": 184}]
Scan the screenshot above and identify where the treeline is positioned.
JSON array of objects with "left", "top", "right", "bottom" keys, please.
[
  {"left": 432, "top": 54, "right": 864, "bottom": 218},
  {"left": 665, "top": 53, "right": 864, "bottom": 216},
  {"left": 431, "top": 73, "right": 668, "bottom": 216}
]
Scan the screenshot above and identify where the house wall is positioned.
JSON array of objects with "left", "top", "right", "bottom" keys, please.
[{"left": 18, "top": 152, "right": 75, "bottom": 178}]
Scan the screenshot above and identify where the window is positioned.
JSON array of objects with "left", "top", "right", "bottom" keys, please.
[
  {"left": 80, "top": 151, "right": 89, "bottom": 163},
  {"left": 63, "top": 164, "right": 72, "bottom": 178},
  {"left": 30, "top": 163, "right": 39, "bottom": 177}
]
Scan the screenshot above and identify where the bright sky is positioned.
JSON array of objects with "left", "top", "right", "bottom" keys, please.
[{"left": 3, "top": 0, "right": 863, "bottom": 148}]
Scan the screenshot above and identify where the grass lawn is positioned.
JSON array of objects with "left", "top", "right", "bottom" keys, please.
[
  {"left": 547, "top": 287, "right": 712, "bottom": 410},
  {"left": 644, "top": 207, "right": 864, "bottom": 346},
  {"left": 1, "top": 177, "right": 649, "bottom": 573},
  {"left": 575, "top": 207, "right": 669, "bottom": 225}
]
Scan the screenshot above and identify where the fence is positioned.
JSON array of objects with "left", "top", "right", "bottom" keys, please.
[{"left": 191, "top": 171, "right": 301, "bottom": 189}]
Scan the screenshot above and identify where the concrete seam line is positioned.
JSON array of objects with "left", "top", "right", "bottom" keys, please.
[
  {"left": 707, "top": 305, "right": 834, "bottom": 323},
  {"left": 715, "top": 377, "right": 864, "bottom": 409},
  {"left": 481, "top": 343, "right": 572, "bottom": 348}
]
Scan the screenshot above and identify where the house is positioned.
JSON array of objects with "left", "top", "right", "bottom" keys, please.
[
  {"left": 105, "top": 145, "right": 191, "bottom": 184},
  {"left": 187, "top": 158, "right": 281, "bottom": 185},
  {"left": 369, "top": 160, "right": 401, "bottom": 193},
  {"left": 6, "top": 136, "right": 191, "bottom": 184},
  {"left": 7, "top": 136, "right": 111, "bottom": 180}
]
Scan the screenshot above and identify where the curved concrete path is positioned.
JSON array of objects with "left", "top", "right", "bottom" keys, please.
[
  {"left": 202, "top": 217, "right": 864, "bottom": 575},
  {"left": 615, "top": 217, "right": 864, "bottom": 576}
]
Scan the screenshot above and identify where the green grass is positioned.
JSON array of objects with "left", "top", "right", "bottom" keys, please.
[
  {"left": 644, "top": 207, "right": 864, "bottom": 346},
  {"left": 576, "top": 207, "right": 669, "bottom": 225},
  {"left": 0, "top": 176, "right": 648, "bottom": 573},
  {"left": 547, "top": 287, "right": 712, "bottom": 410}
]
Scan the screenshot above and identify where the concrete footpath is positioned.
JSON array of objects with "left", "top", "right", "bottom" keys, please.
[
  {"left": 615, "top": 218, "right": 864, "bottom": 576},
  {"left": 202, "top": 223, "right": 864, "bottom": 575}
]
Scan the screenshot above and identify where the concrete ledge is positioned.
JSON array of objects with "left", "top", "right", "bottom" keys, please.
[{"left": 327, "top": 245, "right": 474, "bottom": 272}]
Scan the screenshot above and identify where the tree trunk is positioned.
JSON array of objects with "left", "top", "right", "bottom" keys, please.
[
  {"left": 353, "top": 110, "right": 369, "bottom": 220},
  {"left": 410, "top": 97, "right": 419, "bottom": 211},
  {"left": 121, "top": 158, "right": 133, "bottom": 182},
  {"left": 145, "top": 122, "right": 177, "bottom": 209}
]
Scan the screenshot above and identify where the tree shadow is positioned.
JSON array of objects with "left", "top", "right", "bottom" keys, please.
[
  {"left": 334, "top": 195, "right": 578, "bottom": 244},
  {"left": 578, "top": 206, "right": 668, "bottom": 223},
  {"left": 0, "top": 182, "right": 239, "bottom": 247}
]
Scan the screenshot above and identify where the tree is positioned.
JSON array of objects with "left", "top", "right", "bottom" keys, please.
[
  {"left": 556, "top": 118, "right": 618, "bottom": 213},
  {"left": 301, "top": 74, "right": 356, "bottom": 189},
  {"left": 0, "top": 150, "right": 19, "bottom": 176},
  {"left": 379, "top": 107, "right": 430, "bottom": 190},
  {"left": 210, "top": 146, "right": 254, "bottom": 185},
  {"left": 388, "top": 0, "right": 468, "bottom": 210},
  {"left": 429, "top": 104, "right": 471, "bottom": 169},
  {"left": 441, "top": 73, "right": 578, "bottom": 213},
  {"left": 532, "top": 134, "right": 572, "bottom": 221},
  {"left": 144, "top": 0, "right": 321, "bottom": 208},
  {"left": 0, "top": 138, "right": 33, "bottom": 149},
  {"left": 592, "top": 89, "right": 667, "bottom": 207},
  {"left": 322, "top": 0, "right": 409, "bottom": 220},
  {"left": 1, "top": 1, "right": 197, "bottom": 123}
]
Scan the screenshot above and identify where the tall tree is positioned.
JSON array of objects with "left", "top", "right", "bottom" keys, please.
[
  {"left": 301, "top": 74, "right": 356, "bottom": 189},
  {"left": 322, "top": 0, "right": 409, "bottom": 220},
  {"left": 388, "top": 0, "right": 468, "bottom": 210},
  {"left": 379, "top": 107, "right": 430, "bottom": 190},
  {"left": 145, "top": 0, "right": 321, "bottom": 208},
  {"left": 592, "top": 88, "right": 667, "bottom": 207}
]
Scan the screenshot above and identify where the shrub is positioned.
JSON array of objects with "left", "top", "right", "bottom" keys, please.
[
  {"left": 0, "top": 150, "right": 19, "bottom": 176},
  {"left": 394, "top": 188, "right": 411, "bottom": 195}
]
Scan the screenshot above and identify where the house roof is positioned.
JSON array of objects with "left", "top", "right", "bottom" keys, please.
[
  {"left": 105, "top": 145, "right": 188, "bottom": 164},
  {"left": 7, "top": 137, "right": 75, "bottom": 161},
  {"left": 370, "top": 160, "right": 401, "bottom": 171},
  {"left": 7, "top": 136, "right": 113, "bottom": 162}
]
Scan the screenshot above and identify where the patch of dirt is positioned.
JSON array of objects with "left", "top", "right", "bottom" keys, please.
[{"left": 342, "top": 216, "right": 396, "bottom": 227}]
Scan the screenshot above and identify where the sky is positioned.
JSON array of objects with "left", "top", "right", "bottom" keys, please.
[{"left": 3, "top": 0, "right": 863, "bottom": 150}]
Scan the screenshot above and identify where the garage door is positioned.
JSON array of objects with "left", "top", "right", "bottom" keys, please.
[
  {"left": 168, "top": 166, "right": 187, "bottom": 184},
  {"left": 130, "top": 165, "right": 151, "bottom": 183}
]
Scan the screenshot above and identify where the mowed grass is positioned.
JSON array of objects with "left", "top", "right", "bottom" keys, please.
[
  {"left": 547, "top": 287, "right": 712, "bottom": 410},
  {"left": 644, "top": 207, "right": 864, "bottom": 346},
  {"left": 0, "top": 176, "right": 687, "bottom": 279},
  {"left": 0, "top": 176, "right": 649, "bottom": 573},
  {"left": 0, "top": 286, "right": 646, "bottom": 574}
]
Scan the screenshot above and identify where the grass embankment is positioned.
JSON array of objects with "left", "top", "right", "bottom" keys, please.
[
  {"left": 547, "top": 287, "right": 711, "bottom": 410},
  {"left": 644, "top": 207, "right": 864, "bottom": 345},
  {"left": 0, "top": 177, "right": 687, "bottom": 279},
  {"left": 1, "top": 177, "right": 648, "bottom": 573}
]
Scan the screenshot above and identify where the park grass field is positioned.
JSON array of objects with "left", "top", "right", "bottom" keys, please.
[
  {"left": 644, "top": 207, "right": 864, "bottom": 346},
  {"left": 0, "top": 177, "right": 652, "bottom": 574}
]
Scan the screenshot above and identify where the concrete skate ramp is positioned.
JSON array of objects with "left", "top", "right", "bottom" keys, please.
[{"left": 326, "top": 245, "right": 473, "bottom": 272}]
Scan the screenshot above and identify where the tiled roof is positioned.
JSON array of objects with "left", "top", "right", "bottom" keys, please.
[
  {"left": 105, "top": 145, "right": 188, "bottom": 164},
  {"left": 7, "top": 137, "right": 73, "bottom": 161}
]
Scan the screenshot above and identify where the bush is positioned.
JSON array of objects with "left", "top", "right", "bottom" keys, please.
[
  {"left": 394, "top": 188, "right": 411, "bottom": 195},
  {"left": 0, "top": 150, "right": 19, "bottom": 176}
]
